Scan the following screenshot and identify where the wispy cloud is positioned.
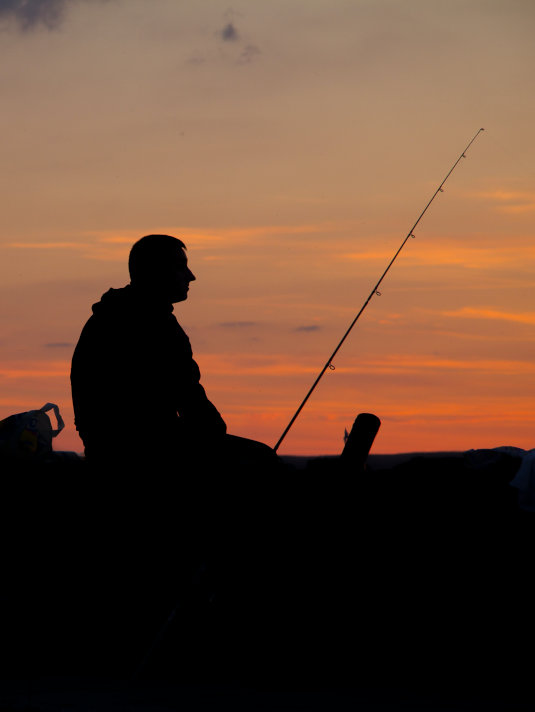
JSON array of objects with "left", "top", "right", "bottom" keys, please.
[
  {"left": 0, "top": 0, "right": 109, "bottom": 32},
  {"left": 4, "top": 237, "right": 127, "bottom": 262},
  {"left": 0, "top": 360, "right": 70, "bottom": 379},
  {"left": 343, "top": 243, "right": 535, "bottom": 269},
  {"left": 196, "top": 353, "right": 318, "bottom": 378},
  {"left": 477, "top": 189, "right": 535, "bottom": 214},
  {"left": 6, "top": 241, "right": 90, "bottom": 250},
  {"left": 6, "top": 223, "right": 534, "bottom": 283},
  {"left": 197, "top": 352, "right": 535, "bottom": 379},
  {"left": 443, "top": 307, "right": 535, "bottom": 326},
  {"left": 75, "top": 221, "right": 354, "bottom": 257},
  {"left": 353, "top": 354, "right": 535, "bottom": 376},
  {"left": 238, "top": 44, "right": 260, "bottom": 64},
  {"left": 295, "top": 325, "right": 321, "bottom": 332},
  {"left": 217, "top": 321, "right": 258, "bottom": 329}
]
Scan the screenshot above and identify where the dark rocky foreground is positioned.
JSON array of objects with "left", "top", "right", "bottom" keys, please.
[{"left": 0, "top": 450, "right": 533, "bottom": 710}]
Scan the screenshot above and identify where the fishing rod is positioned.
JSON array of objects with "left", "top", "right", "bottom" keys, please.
[{"left": 274, "top": 128, "right": 485, "bottom": 453}]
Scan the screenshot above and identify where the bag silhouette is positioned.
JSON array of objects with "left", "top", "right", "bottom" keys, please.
[{"left": 0, "top": 402, "right": 64, "bottom": 460}]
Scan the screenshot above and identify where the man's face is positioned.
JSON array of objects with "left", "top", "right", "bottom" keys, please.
[{"left": 165, "top": 249, "right": 196, "bottom": 303}]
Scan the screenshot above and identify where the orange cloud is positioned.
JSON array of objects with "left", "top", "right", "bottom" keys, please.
[
  {"left": 95, "top": 221, "right": 352, "bottom": 245},
  {"left": 477, "top": 189, "right": 535, "bottom": 213},
  {"left": 0, "top": 222, "right": 360, "bottom": 264},
  {"left": 443, "top": 307, "right": 535, "bottom": 326},
  {"left": 6, "top": 242, "right": 90, "bottom": 249},
  {"left": 360, "top": 354, "right": 535, "bottom": 376},
  {"left": 195, "top": 353, "right": 321, "bottom": 377},
  {"left": 198, "top": 351, "right": 535, "bottom": 377},
  {"left": 8, "top": 222, "right": 533, "bottom": 277},
  {"left": 0, "top": 361, "right": 70, "bottom": 379},
  {"left": 344, "top": 244, "right": 535, "bottom": 269}
]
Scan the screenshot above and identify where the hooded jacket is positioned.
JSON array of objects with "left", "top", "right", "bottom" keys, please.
[{"left": 70, "top": 285, "right": 226, "bottom": 462}]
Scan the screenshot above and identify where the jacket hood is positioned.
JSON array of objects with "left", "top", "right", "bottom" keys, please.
[{"left": 91, "top": 285, "right": 174, "bottom": 317}]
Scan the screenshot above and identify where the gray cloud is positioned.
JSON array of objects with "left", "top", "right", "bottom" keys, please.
[
  {"left": 238, "top": 44, "right": 260, "bottom": 64},
  {"left": 295, "top": 325, "right": 321, "bottom": 332},
  {"left": 188, "top": 14, "right": 258, "bottom": 66},
  {"left": 221, "top": 21, "right": 239, "bottom": 42},
  {"left": 0, "top": 0, "right": 107, "bottom": 31},
  {"left": 186, "top": 53, "right": 206, "bottom": 66},
  {"left": 0, "top": 0, "right": 66, "bottom": 30},
  {"left": 218, "top": 321, "right": 258, "bottom": 329}
]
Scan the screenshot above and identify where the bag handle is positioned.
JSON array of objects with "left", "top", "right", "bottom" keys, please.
[{"left": 39, "top": 403, "right": 65, "bottom": 437}]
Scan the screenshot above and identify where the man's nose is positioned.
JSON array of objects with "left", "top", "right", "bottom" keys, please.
[{"left": 188, "top": 269, "right": 196, "bottom": 282}]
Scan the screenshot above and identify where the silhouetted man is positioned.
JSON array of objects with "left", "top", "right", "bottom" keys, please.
[{"left": 71, "top": 234, "right": 278, "bottom": 473}]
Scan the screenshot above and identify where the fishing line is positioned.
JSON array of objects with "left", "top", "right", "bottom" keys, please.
[{"left": 274, "top": 128, "right": 485, "bottom": 453}]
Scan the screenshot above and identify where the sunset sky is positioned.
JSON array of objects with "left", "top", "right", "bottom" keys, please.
[{"left": 1, "top": 0, "right": 535, "bottom": 456}]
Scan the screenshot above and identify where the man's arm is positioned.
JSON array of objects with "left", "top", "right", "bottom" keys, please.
[{"left": 175, "top": 357, "right": 227, "bottom": 438}]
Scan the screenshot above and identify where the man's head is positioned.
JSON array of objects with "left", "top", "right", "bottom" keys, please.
[{"left": 128, "top": 234, "right": 196, "bottom": 303}]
